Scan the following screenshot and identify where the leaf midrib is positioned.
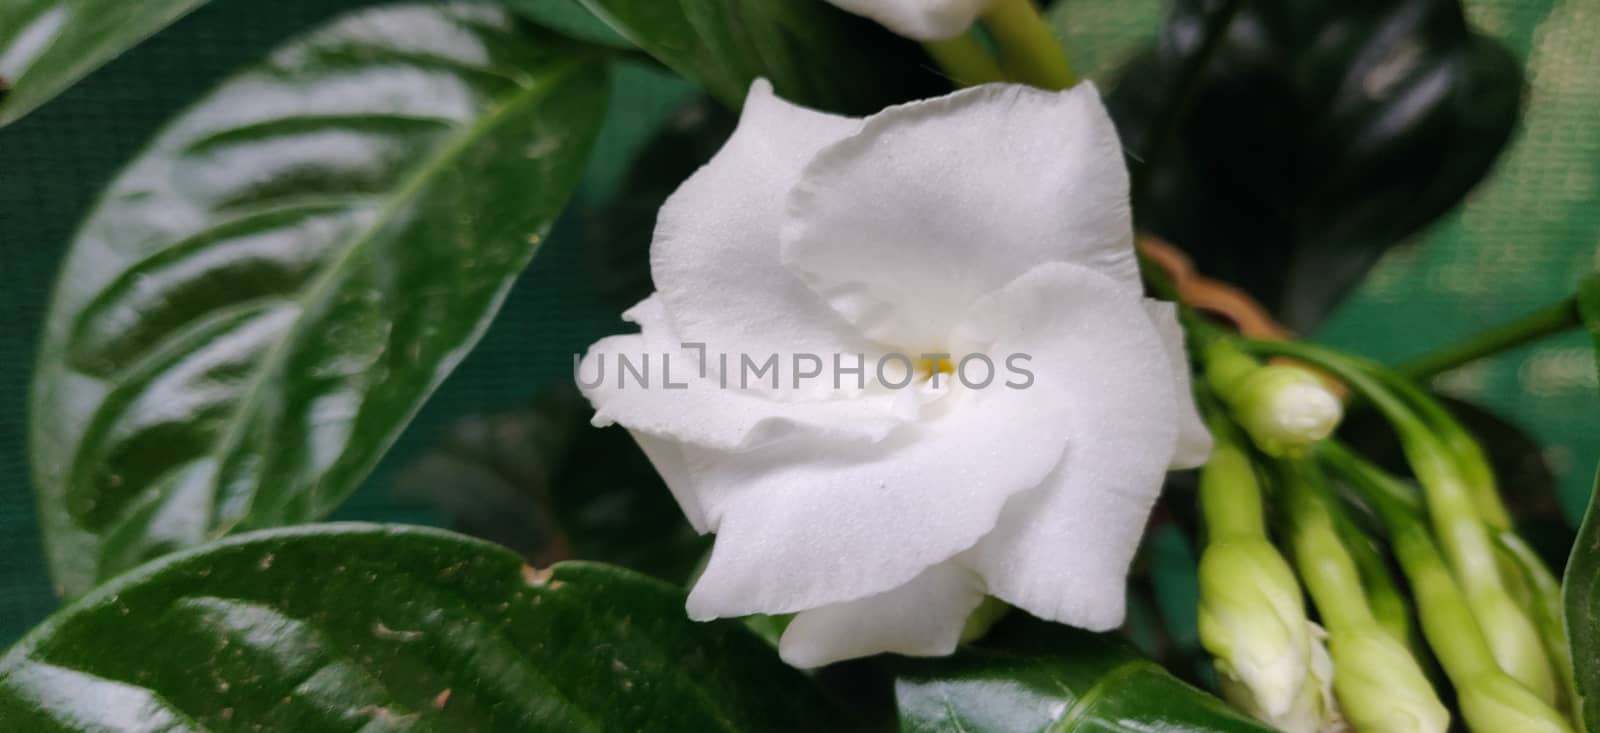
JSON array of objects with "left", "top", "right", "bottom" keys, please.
[{"left": 171, "top": 54, "right": 592, "bottom": 540}]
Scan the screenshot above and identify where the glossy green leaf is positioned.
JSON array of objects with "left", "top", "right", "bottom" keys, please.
[
  {"left": 576, "top": 0, "right": 944, "bottom": 113},
  {"left": 894, "top": 616, "right": 1273, "bottom": 732},
  {"left": 1109, "top": 0, "right": 1523, "bottom": 330},
  {"left": 0, "top": 0, "right": 209, "bottom": 125},
  {"left": 1567, "top": 273, "right": 1600, "bottom": 732},
  {"left": 0, "top": 523, "right": 842, "bottom": 731},
  {"left": 398, "top": 386, "right": 709, "bottom": 582},
  {"left": 28, "top": 3, "right": 608, "bottom": 598}
]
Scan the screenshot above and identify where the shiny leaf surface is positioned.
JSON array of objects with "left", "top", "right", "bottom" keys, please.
[
  {"left": 1109, "top": 0, "right": 1523, "bottom": 329},
  {"left": 576, "top": 0, "right": 944, "bottom": 113},
  {"left": 28, "top": 3, "right": 608, "bottom": 597},
  {"left": 0, "top": 0, "right": 209, "bottom": 125},
  {"left": 0, "top": 523, "right": 841, "bottom": 731},
  {"left": 894, "top": 615, "right": 1273, "bottom": 732}
]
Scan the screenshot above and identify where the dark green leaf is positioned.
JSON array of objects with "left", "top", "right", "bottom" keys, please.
[
  {"left": 0, "top": 523, "right": 842, "bottom": 731},
  {"left": 1567, "top": 471, "right": 1600, "bottom": 733},
  {"left": 1109, "top": 0, "right": 1523, "bottom": 329},
  {"left": 397, "top": 386, "right": 710, "bottom": 582},
  {"left": 894, "top": 615, "right": 1273, "bottom": 732},
  {"left": 1578, "top": 273, "right": 1600, "bottom": 387},
  {"left": 576, "top": 0, "right": 945, "bottom": 113},
  {"left": 28, "top": 3, "right": 608, "bottom": 597},
  {"left": 0, "top": 0, "right": 210, "bottom": 125},
  {"left": 1568, "top": 273, "right": 1600, "bottom": 732},
  {"left": 501, "top": 0, "right": 634, "bottom": 49}
]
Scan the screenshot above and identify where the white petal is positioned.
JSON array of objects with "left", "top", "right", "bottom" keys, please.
[
  {"left": 578, "top": 295, "right": 902, "bottom": 452},
  {"left": 1144, "top": 300, "right": 1213, "bottom": 468},
  {"left": 781, "top": 82, "right": 1139, "bottom": 351},
  {"left": 686, "top": 262, "right": 1174, "bottom": 621},
  {"left": 778, "top": 562, "right": 985, "bottom": 668},
  {"left": 651, "top": 80, "right": 879, "bottom": 381},
  {"left": 822, "top": 0, "right": 992, "bottom": 41},
  {"left": 955, "top": 264, "right": 1181, "bottom": 631}
]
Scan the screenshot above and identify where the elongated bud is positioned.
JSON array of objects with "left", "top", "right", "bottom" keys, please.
[
  {"left": 1199, "top": 540, "right": 1315, "bottom": 728},
  {"left": 1457, "top": 674, "right": 1575, "bottom": 733},
  {"left": 1206, "top": 344, "right": 1342, "bottom": 456},
  {"left": 1329, "top": 628, "right": 1450, "bottom": 733}
]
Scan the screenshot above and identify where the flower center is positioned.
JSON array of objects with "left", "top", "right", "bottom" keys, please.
[{"left": 915, "top": 354, "right": 956, "bottom": 381}]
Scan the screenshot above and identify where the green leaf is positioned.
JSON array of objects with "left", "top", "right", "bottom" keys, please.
[
  {"left": 1567, "top": 273, "right": 1600, "bottom": 732},
  {"left": 1568, "top": 472, "right": 1600, "bottom": 733},
  {"left": 1578, "top": 273, "right": 1600, "bottom": 387},
  {"left": 0, "top": 523, "right": 842, "bottom": 731},
  {"left": 1108, "top": 0, "right": 1523, "bottom": 330},
  {"left": 576, "top": 0, "right": 944, "bottom": 113},
  {"left": 0, "top": 0, "right": 210, "bottom": 126},
  {"left": 501, "top": 0, "right": 634, "bottom": 49},
  {"left": 28, "top": 3, "right": 608, "bottom": 598},
  {"left": 397, "top": 386, "right": 710, "bottom": 582},
  {"left": 894, "top": 616, "right": 1274, "bottom": 732}
]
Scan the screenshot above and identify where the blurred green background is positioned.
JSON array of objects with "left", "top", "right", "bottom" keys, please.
[{"left": 0, "top": 0, "right": 1594, "bottom": 644}]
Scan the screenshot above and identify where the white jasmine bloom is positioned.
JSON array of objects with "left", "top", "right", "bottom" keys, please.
[
  {"left": 578, "top": 79, "right": 1211, "bottom": 667},
  {"left": 824, "top": 0, "right": 992, "bottom": 41}
]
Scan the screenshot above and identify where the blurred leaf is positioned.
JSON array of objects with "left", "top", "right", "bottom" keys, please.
[
  {"left": 1569, "top": 274, "right": 1600, "bottom": 732},
  {"left": 0, "top": 0, "right": 209, "bottom": 126},
  {"left": 586, "top": 94, "right": 736, "bottom": 306},
  {"left": 894, "top": 615, "right": 1272, "bottom": 732},
  {"left": 500, "top": 0, "right": 634, "bottom": 48},
  {"left": 398, "top": 386, "right": 710, "bottom": 582},
  {"left": 1109, "top": 0, "right": 1523, "bottom": 330},
  {"left": 1579, "top": 273, "right": 1600, "bottom": 386},
  {"left": 577, "top": 0, "right": 945, "bottom": 113},
  {"left": 0, "top": 523, "right": 842, "bottom": 731},
  {"left": 28, "top": 4, "right": 608, "bottom": 598}
]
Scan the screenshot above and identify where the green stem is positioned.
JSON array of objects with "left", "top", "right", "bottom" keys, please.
[
  {"left": 1496, "top": 532, "right": 1581, "bottom": 724},
  {"left": 1198, "top": 412, "right": 1265, "bottom": 540},
  {"left": 1278, "top": 460, "right": 1376, "bottom": 632},
  {"left": 981, "top": 0, "right": 1077, "bottom": 90},
  {"left": 922, "top": 34, "right": 1007, "bottom": 86},
  {"left": 1330, "top": 501, "right": 1415, "bottom": 646},
  {"left": 1129, "top": 0, "right": 1244, "bottom": 203},
  {"left": 1398, "top": 297, "right": 1580, "bottom": 381}
]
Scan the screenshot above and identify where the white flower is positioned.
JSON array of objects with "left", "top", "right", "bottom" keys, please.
[
  {"left": 824, "top": 0, "right": 992, "bottom": 41},
  {"left": 578, "top": 79, "right": 1211, "bottom": 667}
]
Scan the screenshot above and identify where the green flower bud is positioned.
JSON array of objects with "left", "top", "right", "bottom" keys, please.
[
  {"left": 1216, "top": 620, "right": 1341, "bottom": 733},
  {"left": 1230, "top": 365, "right": 1343, "bottom": 456},
  {"left": 1328, "top": 627, "right": 1450, "bottom": 733},
  {"left": 1205, "top": 343, "right": 1342, "bottom": 456},
  {"left": 1457, "top": 674, "right": 1575, "bottom": 733},
  {"left": 1198, "top": 540, "right": 1312, "bottom": 725}
]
